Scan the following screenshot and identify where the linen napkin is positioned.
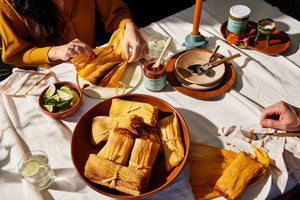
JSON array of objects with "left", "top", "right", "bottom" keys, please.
[
  {"left": 218, "top": 124, "right": 300, "bottom": 193},
  {"left": 0, "top": 68, "right": 58, "bottom": 96}
]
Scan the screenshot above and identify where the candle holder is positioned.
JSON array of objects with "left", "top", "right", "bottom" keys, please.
[
  {"left": 255, "top": 18, "right": 276, "bottom": 46},
  {"left": 183, "top": 32, "right": 207, "bottom": 49}
]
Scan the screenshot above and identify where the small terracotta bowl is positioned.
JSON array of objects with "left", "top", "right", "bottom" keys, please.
[
  {"left": 71, "top": 94, "right": 190, "bottom": 199},
  {"left": 39, "top": 81, "right": 82, "bottom": 118}
]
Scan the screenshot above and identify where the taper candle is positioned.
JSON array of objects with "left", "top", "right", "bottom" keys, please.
[{"left": 192, "top": 0, "right": 203, "bottom": 35}]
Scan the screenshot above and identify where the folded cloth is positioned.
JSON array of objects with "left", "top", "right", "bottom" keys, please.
[
  {"left": 218, "top": 124, "right": 300, "bottom": 193},
  {"left": 0, "top": 68, "right": 58, "bottom": 96}
]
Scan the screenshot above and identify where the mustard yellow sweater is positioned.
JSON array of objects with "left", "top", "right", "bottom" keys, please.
[{"left": 0, "top": 0, "right": 132, "bottom": 67}]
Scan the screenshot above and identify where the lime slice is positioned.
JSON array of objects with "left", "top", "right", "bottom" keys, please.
[
  {"left": 60, "top": 85, "right": 73, "bottom": 94},
  {"left": 20, "top": 161, "right": 40, "bottom": 177},
  {"left": 56, "top": 101, "right": 69, "bottom": 109},
  {"left": 154, "top": 40, "right": 166, "bottom": 49},
  {"left": 45, "top": 94, "right": 59, "bottom": 102},
  {"left": 44, "top": 84, "right": 56, "bottom": 98},
  {"left": 57, "top": 90, "right": 73, "bottom": 101},
  {"left": 43, "top": 104, "right": 54, "bottom": 112}
]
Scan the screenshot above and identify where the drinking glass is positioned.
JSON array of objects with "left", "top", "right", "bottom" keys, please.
[{"left": 18, "top": 150, "right": 54, "bottom": 189}]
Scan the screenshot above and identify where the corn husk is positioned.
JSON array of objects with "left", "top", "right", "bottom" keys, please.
[
  {"left": 158, "top": 112, "right": 184, "bottom": 172},
  {"left": 109, "top": 98, "right": 158, "bottom": 126},
  {"left": 129, "top": 138, "right": 160, "bottom": 190},
  {"left": 91, "top": 116, "right": 113, "bottom": 145},
  {"left": 111, "top": 115, "right": 143, "bottom": 136},
  {"left": 98, "top": 129, "right": 134, "bottom": 165},
  {"left": 139, "top": 125, "right": 163, "bottom": 154},
  {"left": 71, "top": 23, "right": 127, "bottom": 87},
  {"left": 214, "top": 151, "right": 264, "bottom": 200},
  {"left": 84, "top": 154, "right": 146, "bottom": 195}
]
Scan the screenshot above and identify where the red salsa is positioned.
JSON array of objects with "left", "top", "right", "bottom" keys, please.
[{"left": 143, "top": 59, "right": 166, "bottom": 91}]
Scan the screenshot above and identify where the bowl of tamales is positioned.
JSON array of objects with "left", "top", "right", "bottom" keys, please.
[{"left": 71, "top": 94, "right": 190, "bottom": 199}]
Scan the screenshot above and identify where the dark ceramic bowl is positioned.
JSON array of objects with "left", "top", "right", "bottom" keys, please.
[
  {"left": 71, "top": 94, "right": 190, "bottom": 199},
  {"left": 39, "top": 81, "right": 82, "bottom": 118}
]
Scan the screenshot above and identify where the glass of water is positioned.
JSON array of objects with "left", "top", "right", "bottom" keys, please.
[{"left": 18, "top": 150, "right": 54, "bottom": 189}]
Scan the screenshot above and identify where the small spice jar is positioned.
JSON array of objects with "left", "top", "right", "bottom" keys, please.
[
  {"left": 143, "top": 58, "right": 166, "bottom": 92},
  {"left": 227, "top": 5, "right": 251, "bottom": 34}
]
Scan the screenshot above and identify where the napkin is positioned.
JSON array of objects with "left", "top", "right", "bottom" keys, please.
[
  {"left": 0, "top": 68, "right": 58, "bottom": 96},
  {"left": 218, "top": 124, "right": 300, "bottom": 193}
]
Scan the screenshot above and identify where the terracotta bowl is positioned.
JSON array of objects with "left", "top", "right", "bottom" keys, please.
[
  {"left": 39, "top": 81, "right": 82, "bottom": 118},
  {"left": 174, "top": 50, "right": 225, "bottom": 86},
  {"left": 71, "top": 94, "right": 190, "bottom": 199}
]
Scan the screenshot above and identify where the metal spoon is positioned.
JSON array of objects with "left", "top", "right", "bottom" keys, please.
[
  {"left": 187, "top": 53, "right": 241, "bottom": 75},
  {"left": 241, "top": 130, "right": 300, "bottom": 140}
]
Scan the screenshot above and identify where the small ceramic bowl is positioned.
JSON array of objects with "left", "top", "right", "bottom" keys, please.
[
  {"left": 174, "top": 50, "right": 225, "bottom": 87},
  {"left": 39, "top": 81, "right": 82, "bottom": 118}
]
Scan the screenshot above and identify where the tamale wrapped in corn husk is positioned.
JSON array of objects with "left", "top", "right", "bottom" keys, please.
[
  {"left": 214, "top": 151, "right": 264, "bottom": 200},
  {"left": 91, "top": 116, "right": 113, "bottom": 145},
  {"left": 84, "top": 154, "right": 146, "bottom": 195},
  {"left": 109, "top": 98, "right": 158, "bottom": 126},
  {"left": 98, "top": 129, "right": 134, "bottom": 165},
  {"left": 158, "top": 112, "right": 185, "bottom": 172},
  {"left": 129, "top": 138, "right": 160, "bottom": 190},
  {"left": 139, "top": 125, "right": 163, "bottom": 154},
  {"left": 111, "top": 115, "right": 143, "bottom": 136}
]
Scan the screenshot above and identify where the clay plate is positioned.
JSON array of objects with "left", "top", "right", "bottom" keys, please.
[
  {"left": 39, "top": 81, "right": 82, "bottom": 118},
  {"left": 220, "top": 21, "right": 291, "bottom": 55},
  {"left": 167, "top": 49, "right": 236, "bottom": 98},
  {"left": 71, "top": 94, "right": 190, "bottom": 199}
]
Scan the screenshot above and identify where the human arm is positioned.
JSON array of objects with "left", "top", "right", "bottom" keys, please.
[{"left": 260, "top": 101, "right": 300, "bottom": 132}]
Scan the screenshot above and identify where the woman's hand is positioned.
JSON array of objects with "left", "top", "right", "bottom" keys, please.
[
  {"left": 123, "top": 21, "right": 148, "bottom": 63},
  {"left": 48, "top": 38, "right": 96, "bottom": 62},
  {"left": 260, "top": 101, "right": 300, "bottom": 132}
]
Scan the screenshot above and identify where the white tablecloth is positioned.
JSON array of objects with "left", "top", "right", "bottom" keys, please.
[{"left": 1, "top": 0, "right": 300, "bottom": 199}]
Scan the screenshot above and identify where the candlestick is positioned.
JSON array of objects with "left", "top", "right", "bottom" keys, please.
[
  {"left": 183, "top": 0, "right": 207, "bottom": 49},
  {"left": 193, "top": 0, "right": 203, "bottom": 35}
]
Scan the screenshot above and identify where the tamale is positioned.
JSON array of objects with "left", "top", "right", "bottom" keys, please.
[
  {"left": 91, "top": 116, "right": 113, "bottom": 145},
  {"left": 109, "top": 98, "right": 158, "bottom": 126},
  {"left": 214, "top": 151, "right": 264, "bottom": 200},
  {"left": 139, "top": 125, "right": 163, "bottom": 154},
  {"left": 98, "top": 129, "right": 134, "bottom": 165},
  {"left": 84, "top": 154, "right": 146, "bottom": 196},
  {"left": 129, "top": 138, "right": 160, "bottom": 190},
  {"left": 158, "top": 112, "right": 184, "bottom": 172},
  {"left": 188, "top": 142, "right": 238, "bottom": 200},
  {"left": 111, "top": 115, "right": 143, "bottom": 136}
]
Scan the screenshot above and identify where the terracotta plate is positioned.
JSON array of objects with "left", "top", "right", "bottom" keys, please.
[
  {"left": 71, "top": 94, "right": 190, "bottom": 199},
  {"left": 220, "top": 21, "right": 291, "bottom": 55},
  {"left": 166, "top": 49, "right": 236, "bottom": 99}
]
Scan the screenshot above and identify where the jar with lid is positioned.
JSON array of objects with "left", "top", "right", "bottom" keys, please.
[
  {"left": 143, "top": 58, "right": 166, "bottom": 92},
  {"left": 227, "top": 5, "right": 251, "bottom": 34}
]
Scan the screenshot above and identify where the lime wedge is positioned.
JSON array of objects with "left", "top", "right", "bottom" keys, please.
[
  {"left": 45, "top": 94, "right": 59, "bottom": 102},
  {"left": 45, "top": 99, "right": 59, "bottom": 105},
  {"left": 43, "top": 104, "right": 54, "bottom": 112},
  {"left": 59, "top": 85, "right": 73, "bottom": 94},
  {"left": 154, "top": 40, "right": 166, "bottom": 49},
  {"left": 44, "top": 84, "right": 56, "bottom": 98},
  {"left": 20, "top": 161, "right": 40, "bottom": 177},
  {"left": 57, "top": 90, "right": 73, "bottom": 101},
  {"left": 56, "top": 101, "right": 69, "bottom": 109},
  {"left": 70, "top": 90, "right": 79, "bottom": 105}
]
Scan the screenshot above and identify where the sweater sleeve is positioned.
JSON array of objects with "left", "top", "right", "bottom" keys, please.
[
  {"left": 95, "top": 0, "right": 133, "bottom": 33},
  {"left": 0, "top": 0, "right": 51, "bottom": 67}
]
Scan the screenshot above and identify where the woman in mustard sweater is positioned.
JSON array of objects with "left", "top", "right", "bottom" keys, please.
[{"left": 0, "top": 0, "right": 148, "bottom": 67}]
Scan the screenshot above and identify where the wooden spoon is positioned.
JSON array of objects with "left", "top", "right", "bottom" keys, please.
[{"left": 152, "top": 37, "right": 172, "bottom": 68}]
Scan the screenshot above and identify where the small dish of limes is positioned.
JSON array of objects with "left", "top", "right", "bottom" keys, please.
[{"left": 39, "top": 82, "right": 82, "bottom": 118}]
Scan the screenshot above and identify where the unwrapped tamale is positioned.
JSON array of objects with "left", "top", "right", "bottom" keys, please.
[
  {"left": 98, "top": 129, "right": 134, "bottom": 165},
  {"left": 84, "top": 154, "right": 146, "bottom": 196},
  {"left": 158, "top": 112, "right": 184, "bottom": 172},
  {"left": 214, "top": 151, "right": 264, "bottom": 200},
  {"left": 111, "top": 115, "right": 143, "bottom": 136},
  {"left": 91, "top": 116, "right": 113, "bottom": 145},
  {"left": 109, "top": 98, "right": 158, "bottom": 126},
  {"left": 129, "top": 138, "right": 160, "bottom": 190}
]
